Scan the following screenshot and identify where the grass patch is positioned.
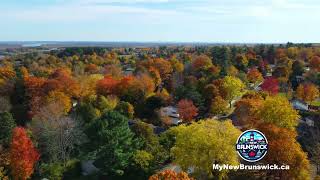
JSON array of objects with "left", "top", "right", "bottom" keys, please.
[{"left": 310, "top": 101, "right": 320, "bottom": 106}]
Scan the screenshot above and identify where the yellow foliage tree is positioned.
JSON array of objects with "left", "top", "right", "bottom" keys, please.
[
  {"left": 257, "top": 96, "right": 299, "bottom": 130},
  {"left": 169, "top": 120, "right": 241, "bottom": 179},
  {"left": 46, "top": 91, "right": 72, "bottom": 114}
]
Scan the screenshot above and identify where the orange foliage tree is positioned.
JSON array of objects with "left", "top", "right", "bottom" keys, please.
[
  {"left": 191, "top": 55, "right": 213, "bottom": 71},
  {"left": 24, "top": 76, "right": 47, "bottom": 114},
  {"left": 138, "top": 58, "right": 173, "bottom": 80},
  {"left": 96, "top": 75, "right": 119, "bottom": 96},
  {"left": 234, "top": 93, "right": 264, "bottom": 128},
  {"left": 10, "top": 127, "right": 40, "bottom": 180},
  {"left": 149, "top": 170, "right": 194, "bottom": 180},
  {"left": 296, "top": 83, "right": 319, "bottom": 102},
  {"left": 258, "top": 123, "right": 310, "bottom": 179},
  {"left": 247, "top": 68, "right": 263, "bottom": 84},
  {"left": 0, "top": 67, "right": 16, "bottom": 80},
  {"left": 177, "top": 99, "right": 198, "bottom": 123},
  {"left": 49, "top": 68, "right": 80, "bottom": 97},
  {"left": 84, "top": 63, "right": 99, "bottom": 74},
  {"left": 310, "top": 56, "right": 320, "bottom": 72}
]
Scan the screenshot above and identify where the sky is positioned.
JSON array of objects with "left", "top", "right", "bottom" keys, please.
[{"left": 0, "top": 0, "right": 319, "bottom": 43}]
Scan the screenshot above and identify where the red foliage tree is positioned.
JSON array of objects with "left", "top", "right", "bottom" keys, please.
[
  {"left": 178, "top": 99, "right": 198, "bottom": 123},
  {"left": 96, "top": 75, "right": 120, "bottom": 96},
  {"left": 260, "top": 77, "right": 279, "bottom": 95},
  {"left": 10, "top": 127, "right": 40, "bottom": 180},
  {"left": 24, "top": 76, "right": 46, "bottom": 98}
]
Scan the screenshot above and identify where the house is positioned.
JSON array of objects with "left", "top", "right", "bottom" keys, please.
[
  {"left": 159, "top": 106, "right": 182, "bottom": 125},
  {"left": 291, "top": 99, "right": 309, "bottom": 111},
  {"left": 295, "top": 75, "right": 305, "bottom": 82},
  {"left": 265, "top": 72, "right": 272, "bottom": 77},
  {"left": 299, "top": 117, "right": 315, "bottom": 127},
  {"left": 304, "top": 67, "right": 310, "bottom": 72},
  {"left": 81, "top": 160, "right": 99, "bottom": 176},
  {"left": 269, "top": 64, "right": 276, "bottom": 72},
  {"left": 124, "top": 67, "right": 135, "bottom": 75},
  {"left": 305, "top": 117, "right": 314, "bottom": 127}
]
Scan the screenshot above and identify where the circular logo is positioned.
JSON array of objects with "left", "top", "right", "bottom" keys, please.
[{"left": 236, "top": 129, "right": 268, "bottom": 162}]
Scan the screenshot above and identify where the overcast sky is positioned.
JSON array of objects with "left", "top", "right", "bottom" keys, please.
[{"left": 0, "top": 0, "right": 318, "bottom": 43}]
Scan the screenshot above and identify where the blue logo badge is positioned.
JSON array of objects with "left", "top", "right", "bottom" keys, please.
[{"left": 236, "top": 129, "right": 268, "bottom": 162}]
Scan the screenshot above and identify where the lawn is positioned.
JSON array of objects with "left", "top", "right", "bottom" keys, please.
[{"left": 310, "top": 100, "right": 320, "bottom": 107}]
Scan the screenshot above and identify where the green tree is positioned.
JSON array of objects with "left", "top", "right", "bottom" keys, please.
[
  {"left": 0, "top": 112, "right": 16, "bottom": 145},
  {"left": 116, "top": 101, "right": 134, "bottom": 119},
  {"left": 169, "top": 120, "right": 241, "bottom": 179},
  {"left": 131, "top": 121, "right": 168, "bottom": 166},
  {"left": 85, "top": 111, "right": 140, "bottom": 177}
]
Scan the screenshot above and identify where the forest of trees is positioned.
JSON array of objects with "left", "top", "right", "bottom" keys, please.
[{"left": 0, "top": 43, "right": 319, "bottom": 179}]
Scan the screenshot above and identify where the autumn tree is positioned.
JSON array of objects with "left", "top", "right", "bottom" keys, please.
[
  {"left": 0, "top": 148, "right": 10, "bottom": 180},
  {"left": 84, "top": 63, "right": 99, "bottom": 74},
  {"left": 97, "top": 95, "right": 119, "bottom": 113},
  {"left": 235, "top": 54, "right": 248, "bottom": 71},
  {"left": 247, "top": 68, "right": 263, "bottom": 84},
  {"left": 222, "top": 76, "right": 245, "bottom": 107},
  {"left": 96, "top": 75, "right": 119, "bottom": 96},
  {"left": 170, "top": 120, "right": 241, "bottom": 179},
  {"left": 191, "top": 55, "right": 213, "bottom": 72},
  {"left": 49, "top": 68, "right": 80, "bottom": 97},
  {"left": 45, "top": 90, "right": 72, "bottom": 114},
  {"left": 0, "top": 66, "right": 16, "bottom": 96},
  {"left": 78, "top": 74, "right": 104, "bottom": 98},
  {"left": 149, "top": 170, "right": 194, "bottom": 180},
  {"left": 227, "top": 65, "right": 239, "bottom": 76},
  {"left": 210, "top": 96, "right": 229, "bottom": 116},
  {"left": 10, "top": 127, "right": 40, "bottom": 180},
  {"left": 257, "top": 96, "right": 299, "bottom": 130},
  {"left": 0, "top": 66, "right": 16, "bottom": 80},
  {"left": 260, "top": 77, "right": 279, "bottom": 95},
  {"left": 234, "top": 93, "right": 264, "bottom": 128},
  {"left": 148, "top": 67, "right": 162, "bottom": 87},
  {"left": 296, "top": 83, "right": 319, "bottom": 103},
  {"left": 104, "top": 64, "right": 123, "bottom": 78},
  {"left": 170, "top": 57, "right": 184, "bottom": 73},
  {"left": 138, "top": 58, "right": 173, "bottom": 81},
  {"left": 258, "top": 123, "right": 310, "bottom": 179},
  {"left": 177, "top": 99, "right": 198, "bottom": 123},
  {"left": 24, "top": 76, "right": 46, "bottom": 114},
  {"left": 310, "top": 56, "right": 320, "bottom": 72},
  {"left": 287, "top": 47, "right": 299, "bottom": 59},
  {"left": 118, "top": 74, "right": 155, "bottom": 103}
]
